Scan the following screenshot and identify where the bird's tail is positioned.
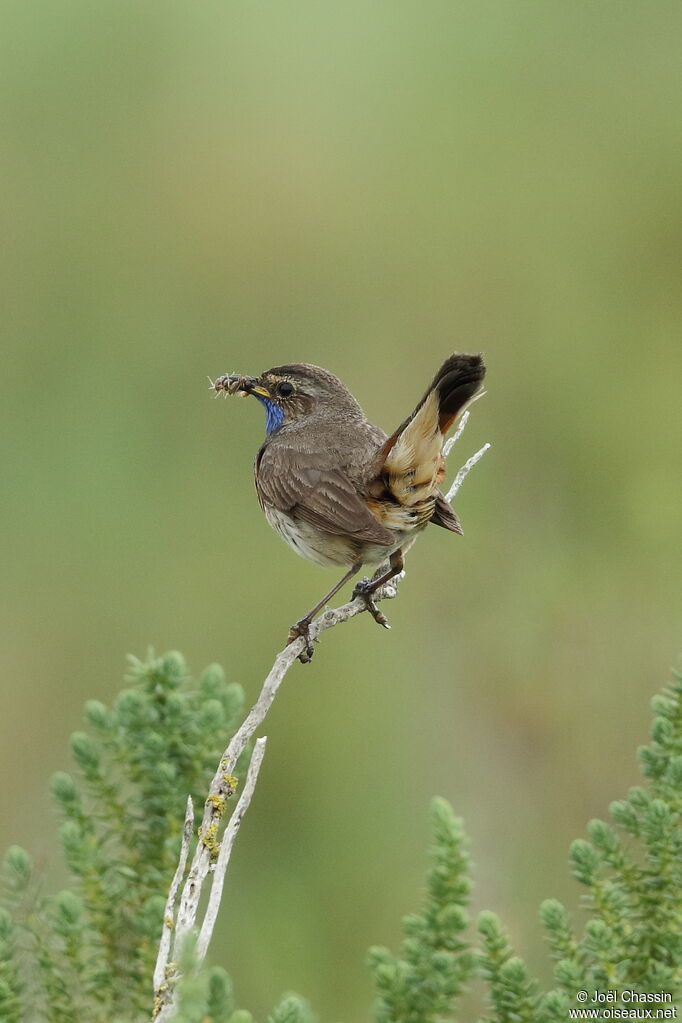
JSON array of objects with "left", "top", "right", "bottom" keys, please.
[{"left": 378, "top": 353, "right": 486, "bottom": 519}]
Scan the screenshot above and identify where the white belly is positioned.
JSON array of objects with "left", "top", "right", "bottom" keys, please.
[
  {"left": 262, "top": 503, "right": 418, "bottom": 568},
  {"left": 262, "top": 504, "right": 354, "bottom": 567}
]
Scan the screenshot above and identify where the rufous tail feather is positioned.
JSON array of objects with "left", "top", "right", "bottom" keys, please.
[{"left": 380, "top": 353, "right": 485, "bottom": 510}]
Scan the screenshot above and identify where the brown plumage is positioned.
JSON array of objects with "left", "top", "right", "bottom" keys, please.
[{"left": 213, "top": 353, "right": 485, "bottom": 660}]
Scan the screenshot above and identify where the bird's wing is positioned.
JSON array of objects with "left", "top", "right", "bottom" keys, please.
[{"left": 256, "top": 446, "right": 395, "bottom": 546}]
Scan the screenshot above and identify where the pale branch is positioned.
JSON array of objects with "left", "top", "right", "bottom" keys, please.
[
  {"left": 445, "top": 443, "right": 491, "bottom": 503},
  {"left": 443, "top": 408, "right": 471, "bottom": 455},
  {"left": 195, "top": 737, "right": 267, "bottom": 965},
  {"left": 153, "top": 796, "right": 194, "bottom": 994},
  {"left": 151, "top": 426, "right": 489, "bottom": 1021}
]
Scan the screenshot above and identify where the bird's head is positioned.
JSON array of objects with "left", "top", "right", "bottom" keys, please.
[{"left": 211, "top": 363, "right": 362, "bottom": 435}]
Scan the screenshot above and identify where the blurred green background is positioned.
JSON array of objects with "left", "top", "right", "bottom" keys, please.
[{"left": 1, "top": 1, "right": 681, "bottom": 1018}]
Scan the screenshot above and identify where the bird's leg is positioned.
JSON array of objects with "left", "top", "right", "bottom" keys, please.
[
  {"left": 352, "top": 549, "right": 404, "bottom": 629},
  {"left": 288, "top": 560, "right": 364, "bottom": 663}
]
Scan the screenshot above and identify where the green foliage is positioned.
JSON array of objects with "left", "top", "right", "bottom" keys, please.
[
  {"left": 0, "top": 907, "right": 22, "bottom": 1023},
  {"left": 473, "top": 667, "right": 682, "bottom": 1023},
  {"left": 268, "top": 993, "right": 316, "bottom": 1023},
  {"left": 168, "top": 931, "right": 248, "bottom": 1023},
  {"left": 534, "top": 674, "right": 682, "bottom": 1007},
  {"left": 369, "top": 668, "right": 682, "bottom": 1023},
  {"left": 476, "top": 912, "right": 538, "bottom": 1023},
  {"left": 172, "top": 961, "right": 238, "bottom": 1023},
  {"left": 1, "top": 651, "right": 247, "bottom": 1023},
  {"left": 367, "top": 797, "right": 475, "bottom": 1023},
  {"left": 2, "top": 657, "right": 681, "bottom": 1022}
]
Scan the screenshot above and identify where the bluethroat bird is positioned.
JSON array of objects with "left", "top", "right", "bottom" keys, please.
[{"left": 212, "top": 354, "right": 485, "bottom": 662}]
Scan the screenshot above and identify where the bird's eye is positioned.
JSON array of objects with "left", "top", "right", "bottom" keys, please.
[{"left": 277, "top": 381, "right": 294, "bottom": 398}]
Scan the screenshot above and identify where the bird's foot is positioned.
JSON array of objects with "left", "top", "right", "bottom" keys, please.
[
  {"left": 287, "top": 618, "right": 315, "bottom": 663},
  {"left": 351, "top": 579, "right": 391, "bottom": 629}
]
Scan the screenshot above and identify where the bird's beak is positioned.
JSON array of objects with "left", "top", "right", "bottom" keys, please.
[
  {"left": 211, "top": 374, "right": 271, "bottom": 398},
  {"left": 240, "top": 377, "right": 271, "bottom": 398}
]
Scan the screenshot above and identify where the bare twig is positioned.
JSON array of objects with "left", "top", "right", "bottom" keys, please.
[
  {"left": 445, "top": 443, "right": 491, "bottom": 503},
  {"left": 152, "top": 797, "right": 194, "bottom": 995},
  {"left": 196, "top": 737, "right": 267, "bottom": 964},
  {"left": 443, "top": 408, "right": 471, "bottom": 456},
  {"left": 151, "top": 423, "right": 489, "bottom": 1021}
]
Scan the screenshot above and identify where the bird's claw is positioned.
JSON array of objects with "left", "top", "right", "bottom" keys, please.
[
  {"left": 287, "top": 619, "right": 315, "bottom": 663},
  {"left": 351, "top": 579, "right": 391, "bottom": 630}
]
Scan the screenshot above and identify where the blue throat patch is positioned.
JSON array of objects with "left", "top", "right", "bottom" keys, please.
[{"left": 257, "top": 396, "right": 285, "bottom": 434}]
